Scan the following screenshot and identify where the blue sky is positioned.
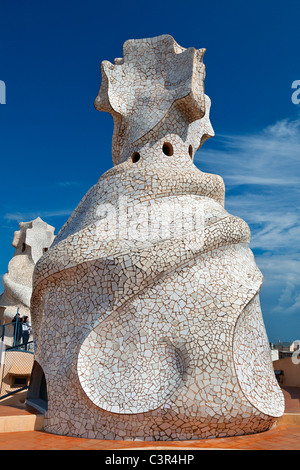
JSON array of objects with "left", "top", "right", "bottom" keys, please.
[{"left": 0, "top": 0, "right": 299, "bottom": 342}]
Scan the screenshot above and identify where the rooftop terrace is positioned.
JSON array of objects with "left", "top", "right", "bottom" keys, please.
[{"left": 0, "top": 387, "right": 299, "bottom": 450}]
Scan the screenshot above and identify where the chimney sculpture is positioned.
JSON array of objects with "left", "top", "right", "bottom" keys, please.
[
  {"left": 0, "top": 217, "right": 55, "bottom": 326},
  {"left": 29, "top": 35, "right": 284, "bottom": 440}
]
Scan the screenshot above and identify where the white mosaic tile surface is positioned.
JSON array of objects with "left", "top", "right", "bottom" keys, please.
[{"left": 30, "top": 35, "right": 284, "bottom": 440}]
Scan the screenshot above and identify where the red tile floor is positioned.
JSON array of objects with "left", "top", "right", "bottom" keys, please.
[
  {"left": 0, "top": 386, "right": 299, "bottom": 450},
  {"left": 0, "top": 423, "right": 300, "bottom": 450}
]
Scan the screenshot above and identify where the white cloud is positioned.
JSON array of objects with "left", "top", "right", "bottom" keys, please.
[
  {"left": 196, "top": 116, "right": 300, "bottom": 187},
  {"left": 4, "top": 209, "right": 72, "bottom": 222},
  {"left": 56, "top": 181, "right": 81, "bottom": 187},
  {"left": 195, "top": 115, "right": 300, "bottom": 325}
]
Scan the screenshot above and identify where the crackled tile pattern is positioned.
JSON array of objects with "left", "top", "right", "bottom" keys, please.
[
  {"left": 233, "top": 295, "right": 284, "bottom": 417},
  {"left": 30, "top": 34, "right": 284, "bottom": 440}
]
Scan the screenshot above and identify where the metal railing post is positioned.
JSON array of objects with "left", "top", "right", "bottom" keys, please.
[
  {"left": 0, "top": 340, "right": 6, "bottom": 397},
  {"left": 13, "top": 308, "right": 19, "bottom": 348}
]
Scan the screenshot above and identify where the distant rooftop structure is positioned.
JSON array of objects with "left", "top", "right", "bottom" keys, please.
[
  {"left": 0, "top": 217, "right": 55, "bottom": 326},
  {"left": 273, "top": 340, "right": 300, "bottom": 359}
]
